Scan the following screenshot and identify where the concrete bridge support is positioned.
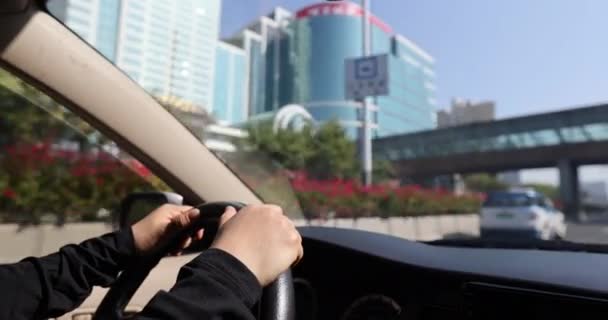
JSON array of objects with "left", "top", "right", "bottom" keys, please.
[{"left": 558, "top": 159, "right": 581, "bottom": 221}]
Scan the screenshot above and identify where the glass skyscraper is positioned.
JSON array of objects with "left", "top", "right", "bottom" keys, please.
[
  {"left": 49, "top": 1, "right": 437, "bottom": 132},
  {"left": 48, "top": 0, "right": 121, "bottom": 61},
  {"left": 292, "top": 2, "right": 436, "bottom": 137},
  {"left": 227, "top": 2, "right": 437, "bottom": 137},
  {"left": 224, "top": 8, "right": 293, "bottom": 119},
  {"left": 214, "top": 42, "right": 247, "bottom": 124},
  {"left": 115, "top": 0, "right": 221, "bottom": 110},
  {"left": 376, "top": 35, "right": 437, "bottom": 136},
  {"left": 49, "top": 0, "right": 221, "bottom": 112}
]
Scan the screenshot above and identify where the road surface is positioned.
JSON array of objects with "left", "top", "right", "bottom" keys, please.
[{"left": 566, "top": 222, "right": 608, "bottom": 244}]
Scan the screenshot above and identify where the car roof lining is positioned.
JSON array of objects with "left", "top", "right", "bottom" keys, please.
[{"left": 0, "top": 0, "right": 29, "bottom": 15}]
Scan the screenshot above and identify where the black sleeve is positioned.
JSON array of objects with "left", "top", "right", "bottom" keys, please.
[
  {"left": 0, "top": 228, "right": 136, "bottom": 320},
  {"left": 136, "top": 248, "right": 262, "bottom": 320}
]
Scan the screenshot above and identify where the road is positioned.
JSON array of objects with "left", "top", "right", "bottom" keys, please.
[{"left": 566, "top": 222, "right": 608, "bottom": 244}]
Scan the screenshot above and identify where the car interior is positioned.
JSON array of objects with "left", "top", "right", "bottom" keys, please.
[{"left": 1, "top": 1, "right": 608, "bottom": 319}]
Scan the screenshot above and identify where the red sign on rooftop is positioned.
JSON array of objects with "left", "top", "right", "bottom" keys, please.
[{"left": 295, "top": 2, "right": 393, "bottom": 34}]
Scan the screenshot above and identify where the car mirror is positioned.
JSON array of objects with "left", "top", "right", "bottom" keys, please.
[{"left": 116, "top": 192, "right": 183, "bottom": 229}]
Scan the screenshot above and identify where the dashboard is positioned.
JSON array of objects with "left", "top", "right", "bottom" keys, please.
[{"left": 293, "top": 227, "right": 608, "bottom": 319}]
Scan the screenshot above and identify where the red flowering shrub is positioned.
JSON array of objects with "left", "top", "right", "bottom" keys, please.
[
  {"left": 0, "top": 142, "right": 167, "bottom": 224},
  {"left": 0, "top": 72, "right": 169, "bottom": 224},
  {"left": 290, "top": 171, "right": 482, "bottom": 219}
]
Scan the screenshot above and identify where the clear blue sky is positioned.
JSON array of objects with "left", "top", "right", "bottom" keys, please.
[{"left": 221, "top": 0, "right": 608, "bottom": 119}]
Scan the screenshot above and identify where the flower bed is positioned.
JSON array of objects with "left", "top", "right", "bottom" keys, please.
[
  {"left": 0, "top": 142, "right": 166, "bottom": 224},
  {"left": 290, "top": 172, "right": 483, "bottom": 219}
]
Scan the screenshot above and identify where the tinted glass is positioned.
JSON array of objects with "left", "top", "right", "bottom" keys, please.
[
  {"left": 0, "top": 68, "right": 169, "bottom": 262},
  {"left": 45, "top": 0, "right": 608, "bottom": 246},
  {"left": 483, "top": 193, "right": 536, "bottom": 207}
]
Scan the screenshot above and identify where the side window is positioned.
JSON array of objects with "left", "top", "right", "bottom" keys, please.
[{"left": 0, "top": 68, "right": 170, "bottom": 263}]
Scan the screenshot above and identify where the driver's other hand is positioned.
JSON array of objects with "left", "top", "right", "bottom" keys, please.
[
  {"left": 211, "top": 204, "right": 303, "bottom": 286},
  {"left": 131, "top": 204, "right": 204, "bottom": 256}
]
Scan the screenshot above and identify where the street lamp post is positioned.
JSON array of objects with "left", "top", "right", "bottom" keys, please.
[{"left": 361, "top": 0, "right": 372, "bottom": 186}]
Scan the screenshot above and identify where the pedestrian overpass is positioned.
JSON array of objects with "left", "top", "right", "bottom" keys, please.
[{"left": 373, "top": 103, "right": 608, "bottom": 218}]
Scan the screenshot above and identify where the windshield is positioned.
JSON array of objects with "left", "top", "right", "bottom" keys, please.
[
  {"left": 484, "top": 193, "right": 537, "bottom": 208},
  {"left": 47, "top": 0, "right": 608, "bottom": 247}
]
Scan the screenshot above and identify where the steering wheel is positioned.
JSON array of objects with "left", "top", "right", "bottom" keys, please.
[{"left": 93, "top": 202, "right": 295, "bottom": 320}]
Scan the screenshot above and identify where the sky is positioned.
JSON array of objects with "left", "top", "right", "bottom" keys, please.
[{"left": 220, "top": 0, "right": 608, "bottom": 185}]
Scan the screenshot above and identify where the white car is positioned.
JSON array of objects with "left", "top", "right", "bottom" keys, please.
[{"left": 480, "top": 189, "right": 567, "bottom": 240}]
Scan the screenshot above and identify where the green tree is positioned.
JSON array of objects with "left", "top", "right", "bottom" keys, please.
[
  {"left": 373, "top": 159, "right": 397, "bottom": 182},
  {"left": 307, "top": 121, "right": 358, "bottom": 180},
  {"left": 246, "top": 122, "right": 368, "bottom": 180},
  {"left": 464, "top": 173, "right": 507, "bottom": 193},
  {"left": 523, "top": 183, "right": 559, "bottom": 199},
  {"left": 244, "top": 120, "right": 391, "bottom": 181},
  {"left": 245, "top": 121, "right": 315, "bottom": 170}
]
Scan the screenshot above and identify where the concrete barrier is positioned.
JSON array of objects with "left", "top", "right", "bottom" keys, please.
[
  {"left": 0, "top": 214, "right": 479, "bottom": 263},
  {"left": 0, "top": 223, "right": 113, "bottom": 263},
  {"left": 294, "top": 214, "right": 480, "bottom": 241}
]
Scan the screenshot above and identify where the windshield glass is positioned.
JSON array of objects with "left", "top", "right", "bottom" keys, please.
[
  {"left": 47, "top": 0, "right": 608, "bottom": 246},
  {"left": 483, "top": 192, "right": 537, "bottom": 208}
]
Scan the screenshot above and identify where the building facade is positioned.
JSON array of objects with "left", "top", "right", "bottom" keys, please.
[
  {"left": 214, "top": 41, "right": 247, "bottom": 124},
  {"left": 115, "top": 0, "right": 221, "bottom": 110},
  {"left": 227, "top": 2, "right": 437, "bottom": 137},
  {"left": 438, "top": 98, "right": 496, "bottom": 128},
  {"left": 48, "top": 0, "right": 121, "bottom": 61},
  {"left": 50, "top": 1, "right": 437, "bottom": 132},
  {"left": 378, "top": 35, "right": 437, "bottom": 136},
  {"left": 49, "top": 0, "right": 221, "bottom": 112},
  {"left": 223, "top": 8, "right": 294, "bottom": 118}
]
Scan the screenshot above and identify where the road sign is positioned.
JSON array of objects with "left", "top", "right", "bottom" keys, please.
[{"left": 345, "top": 54, "right": 389, "bottom": 100}]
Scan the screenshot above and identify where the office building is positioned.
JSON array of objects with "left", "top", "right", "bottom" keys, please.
[
  {"left": 48, "top": 0, "right": 121, "bottom": 61},
  {"left": 438, "top": 98, "right": 496, "bottom": 128},
  {"left": 51, "top": 1, "right": 437, "bottom": 131},
  {"left": 116, "top": 0, "right": 221, "bottom": 110},
  {"left": 224, "top": 7, "right": 293, "bottom": 118},
  {"left": 213, "top": 41, "right": 248, "bottom": 124},
  {"left": 293, "top": 3, "right": 437, "bottom": 137},
  {"left": 376, "top": 35, "right": 437, "bottom": 136},
  {"left": 49, "top": 0, "right": 222, "bottom": 112},
  {"left": 226, "top": 2, "right": 437, "bottom": 137}
]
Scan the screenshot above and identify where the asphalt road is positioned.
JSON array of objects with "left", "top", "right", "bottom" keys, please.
[{"left": 565, "top": 222, "right": 608, "bottom": 244}]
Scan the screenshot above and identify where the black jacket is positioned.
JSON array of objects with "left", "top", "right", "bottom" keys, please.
[{"left": 0, "top": 229, "right": 261, "bottom": 319}]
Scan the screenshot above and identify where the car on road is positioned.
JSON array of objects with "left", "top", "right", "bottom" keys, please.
[{"left": 480, "top": 189, "right": 567, "bottom": 240}]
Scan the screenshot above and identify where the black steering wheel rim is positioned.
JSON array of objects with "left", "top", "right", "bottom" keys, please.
[{"left": 93, "top": 202, "right": 295, "bottom": 320}]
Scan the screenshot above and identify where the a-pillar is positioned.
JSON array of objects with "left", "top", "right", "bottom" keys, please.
[{"left": 558, "top": 159, "right": 580, "bottom": 221}]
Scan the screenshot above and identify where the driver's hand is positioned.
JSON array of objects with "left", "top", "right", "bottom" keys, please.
[
  {"left": 131, "top": 204, "right": 204, "bottom": 256},
  {"left": 211, "top": 204, "right": 303, "bottom": 286}
]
